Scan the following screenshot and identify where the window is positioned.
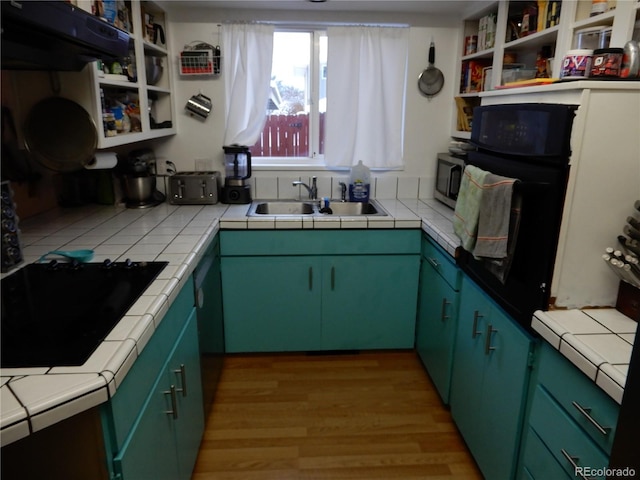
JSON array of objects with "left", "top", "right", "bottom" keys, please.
[{"left": 249, "top": 30, "right": 327, "bottom": 165}]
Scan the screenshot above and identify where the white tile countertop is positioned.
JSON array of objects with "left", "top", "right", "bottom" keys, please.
[
  {"left": 0, "top": 203, "right": 227, "bottom": 447},
  {"left": 0, "top": 198, "right": 455, "bottom": 447},
  {"left": 5, "top": 196, "right": 631, "bottom": 446},
  {"left": 532, "top": 309, "right": 637, "bottom": 404}
]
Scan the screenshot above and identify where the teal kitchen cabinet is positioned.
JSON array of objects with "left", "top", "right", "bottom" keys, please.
[
  {"left": 222, "top": 255, "right": 323, "bottom": 352},
  {"left": 519, "top": 427, "right": 571, "bottom": 480},
  {"left": 113, "top": 310, "right": 204, "bottom": 480},
  {"left": 101, "top": 276, "right": 204, "bottom": 480},
  {"left": 519, "top": 343, "right": 619, "bottom": 480},
  {"left": 450, "top": 274, "right": 535, "bottom": 480},
  {"left": 321, "top": 254, "right": 419, "bottom": 350},
  {"left": 220, "top": 230, "right": 420, "bottom": 353},
  {"left": 415, "top": 234, "right": 461, "bottom": 404},
  {"left": 194, "top": 235, "right": 226, "bottom": 413}
]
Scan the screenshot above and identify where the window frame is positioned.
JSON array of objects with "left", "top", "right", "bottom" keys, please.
[{"left": 251, "top": 27, "right": 327, "bottom": 169}]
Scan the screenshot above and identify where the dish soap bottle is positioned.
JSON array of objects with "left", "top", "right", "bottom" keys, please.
[{"left": 349, "top": 160, "right": 371, "bottom": 202}]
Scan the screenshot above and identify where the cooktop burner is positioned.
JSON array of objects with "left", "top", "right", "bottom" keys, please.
[{"left": 1, "top": 260, "right": 167, "bottom": 368}]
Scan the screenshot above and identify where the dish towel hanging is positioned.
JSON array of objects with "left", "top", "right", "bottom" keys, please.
[
  {"left": 453, "top": 165, "right": 490, "bottom": 252},
  {"left": 473, "top": 173, "right": 522, "bottom": 283}
]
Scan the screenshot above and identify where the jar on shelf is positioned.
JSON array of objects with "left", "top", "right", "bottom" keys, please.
[{"left": 590, "top": 0, "right": 608, "bottom": 16}]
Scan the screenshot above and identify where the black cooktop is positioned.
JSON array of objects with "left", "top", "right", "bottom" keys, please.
[{"left": 1, "top": 260, "right": 167, "bottom": 368}]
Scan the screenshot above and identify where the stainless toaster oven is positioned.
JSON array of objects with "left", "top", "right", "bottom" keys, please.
[{"left": 169, "top": 171, "right": 220, "bottom": 205}]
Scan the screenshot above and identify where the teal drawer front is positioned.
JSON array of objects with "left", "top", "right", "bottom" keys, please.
[
  {"left": 520, "top": 467, "right": 534, "bottom": 480},
  {"left": 538, "top": 344, "right": 619, "bottom": 454},
  {"left": 104, "top": 277, "right": 196, "bottom": 450},
  {"left": 220, "top": 230, "right": 421, "bottom": 256},
  {"left": 529, "top": 385, "right": 609, "bottom": 480},
  {"left": 422, "top": 234, "right": 460, "bottom": 290},
  {"left": 521, "top": 427, "right": 570, "bottom": 480}
]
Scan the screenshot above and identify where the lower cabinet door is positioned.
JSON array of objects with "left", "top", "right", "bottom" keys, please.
[
  {"left": 114, "top": 310, "right": 203, "bottom": 480},
  {"left": 415, "top": 257, "right": 459, "bottom": 404},
  {"left": 321, "top": 255, "right": 420, "bottom": 350},
  {"left": 476, "top": 304, "right": 532, "bottom": 480},
  {"left": 451, "top": 276, "right": 533, "bottom": 480},
  {"left": 450, "top": 277, "right": 489, "bottom": 454},
  {"left": 221, "top": 256, "right": 323, "bottom": 352},
  {"left": 114, "top": 368, "right": 179, "bottom": 480},
  {"left": 170, "top": 310, "right": 205, "bottom": 480}
]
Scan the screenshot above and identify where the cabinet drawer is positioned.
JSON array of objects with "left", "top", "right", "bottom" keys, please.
[
  {"left": 538, "top": 344, "right": 619, "bottom": 454},
  {"left": 529, "top": 385, "right": 609, "bottom": 480},
  {"left": 422, "top": 234, "right": 460, "bottom": 290},
  {"left": 521, "top": 427, "right": 570, "bottom": 480},
  {"left": 221, "top": 230, "right": 421, "bottom": 256}
]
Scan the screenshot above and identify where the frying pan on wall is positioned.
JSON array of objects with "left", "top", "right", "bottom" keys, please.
[
  {"left": 24, "top": 97, "right": 97, "bottom": 172},
  {"left": 418, "top": 41, "right": 445, "bottom": 97}
]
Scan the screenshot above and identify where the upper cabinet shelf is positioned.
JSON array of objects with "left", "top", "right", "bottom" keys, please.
[
  {"left": 503, "top": 24, "right": 560, "bottom": 51},
  {"left": 59, "top": 0, "right": 175, "bottom": 149},
  {"left": 451, "top": 0, "right": 640, "bottom": 139}
]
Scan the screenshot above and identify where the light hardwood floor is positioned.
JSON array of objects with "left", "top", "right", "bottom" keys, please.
[{"left": 192, "top": 351, "right": 482, "bottom": 480}]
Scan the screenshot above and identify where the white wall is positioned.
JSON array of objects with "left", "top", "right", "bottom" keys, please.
[{"left": 154, "top": 6, "right": 463, "bottom": 199}]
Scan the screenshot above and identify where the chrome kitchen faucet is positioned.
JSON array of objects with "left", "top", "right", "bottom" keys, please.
[{"left": 292, "top": 176, "right": 317, "bottom": 200}]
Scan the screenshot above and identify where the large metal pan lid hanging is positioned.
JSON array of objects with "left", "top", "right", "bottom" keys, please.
[
  {"left": 418, "top": 41, "right": 445, "bottom": 97},
  {"left": 24, "top": 97, "right": 98, "bottom": 172}
]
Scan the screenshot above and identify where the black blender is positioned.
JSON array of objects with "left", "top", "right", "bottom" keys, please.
[{"left": 221, "top": 145, "right": 252, "bottom": 204}]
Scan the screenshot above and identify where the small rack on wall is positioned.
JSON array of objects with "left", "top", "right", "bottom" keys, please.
[{"left": 179, "top": 42, "right": 221, "bottom": 76}]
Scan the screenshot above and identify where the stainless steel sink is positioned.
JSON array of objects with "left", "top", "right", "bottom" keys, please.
[
  {"left": 247, "top": 199, "right": 387, "bottom": 216},
  {"left": 327, "top": 201, "right": 380, "bottom": 215},
  {"left": 248, "top": 201, "right": 315, "bottom": 215}
]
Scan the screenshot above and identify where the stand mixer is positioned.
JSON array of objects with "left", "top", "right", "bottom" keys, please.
[
  {"left": 121, "top": 149, "right": 165, "bottom": 208},
  {"left": 221, "top": 145, "right": 252, "bottom": 204}
]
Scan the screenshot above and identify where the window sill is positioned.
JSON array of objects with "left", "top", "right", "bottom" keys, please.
[
  {"left": 251, "top": 160, "right": 405, "bottom": 172},
  {"left": 252, "top": 161, "right": 343, "bottom": 171}
]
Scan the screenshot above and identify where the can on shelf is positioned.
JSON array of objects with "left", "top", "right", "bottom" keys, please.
[
  {"left": 590, "top": 48, "right": 624, "bottom": 77},
  {"left": 560, "top": 49, "right": 593, "bottom": 79}
]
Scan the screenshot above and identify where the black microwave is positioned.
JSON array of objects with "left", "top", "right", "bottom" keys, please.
[{"left": 434, "top": 153, "right": 465, "bottom": 209}]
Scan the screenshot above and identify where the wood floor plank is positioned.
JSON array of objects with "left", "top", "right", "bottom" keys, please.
[{"left": 192, "top": 351, "right": 482, "bottom": 479}]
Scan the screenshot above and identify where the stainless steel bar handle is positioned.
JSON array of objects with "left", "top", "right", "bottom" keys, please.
[
  {"left": 572, "top": 401, "right": 611, "bottom": 436},
  {"left": 484, "top": 324, "right": 497, "bottom": 355},
  {"left": 472, "top": 311, "right": 483, "bottom": 338},
  {"left": 164, "top": 385, "right": 178, "bottom": 419},
  {"left": 173, "top": 364, "right": 187, "bottom": 397},
  {"left": 560, "top": 449, "right": 591, "bottom": 480},
  {"left": 440, "top": 298, "right": 450, "bottom": 322},
  {"left": 427, "top": 257, "right": 439, "bottom": 269},
  {"left": 331, "top": 266, "right": 335, "bottom": 290},
  {"left": 308, "top": 267, "right": 313, "bottom": 290}
]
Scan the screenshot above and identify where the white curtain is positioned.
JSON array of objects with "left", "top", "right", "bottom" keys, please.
[
  {"left": 222, "top": 23, "right": 274, "bottom": 146},
  {"left": 325, "top": 26, "right": 409, "bottom": 169}
]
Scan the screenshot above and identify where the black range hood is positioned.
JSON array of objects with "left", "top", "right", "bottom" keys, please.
[{"left": 1, "top": 0, "right": 130, "bottom": 71}]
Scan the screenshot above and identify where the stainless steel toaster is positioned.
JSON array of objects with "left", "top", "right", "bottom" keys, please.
[{"left": 169, "top": 171, "right": 220, "bottom": 205}]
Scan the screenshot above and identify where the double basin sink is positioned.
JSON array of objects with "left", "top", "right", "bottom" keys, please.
[{"left": 247, "top": 199, "right": 387, "bottom": 216}]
